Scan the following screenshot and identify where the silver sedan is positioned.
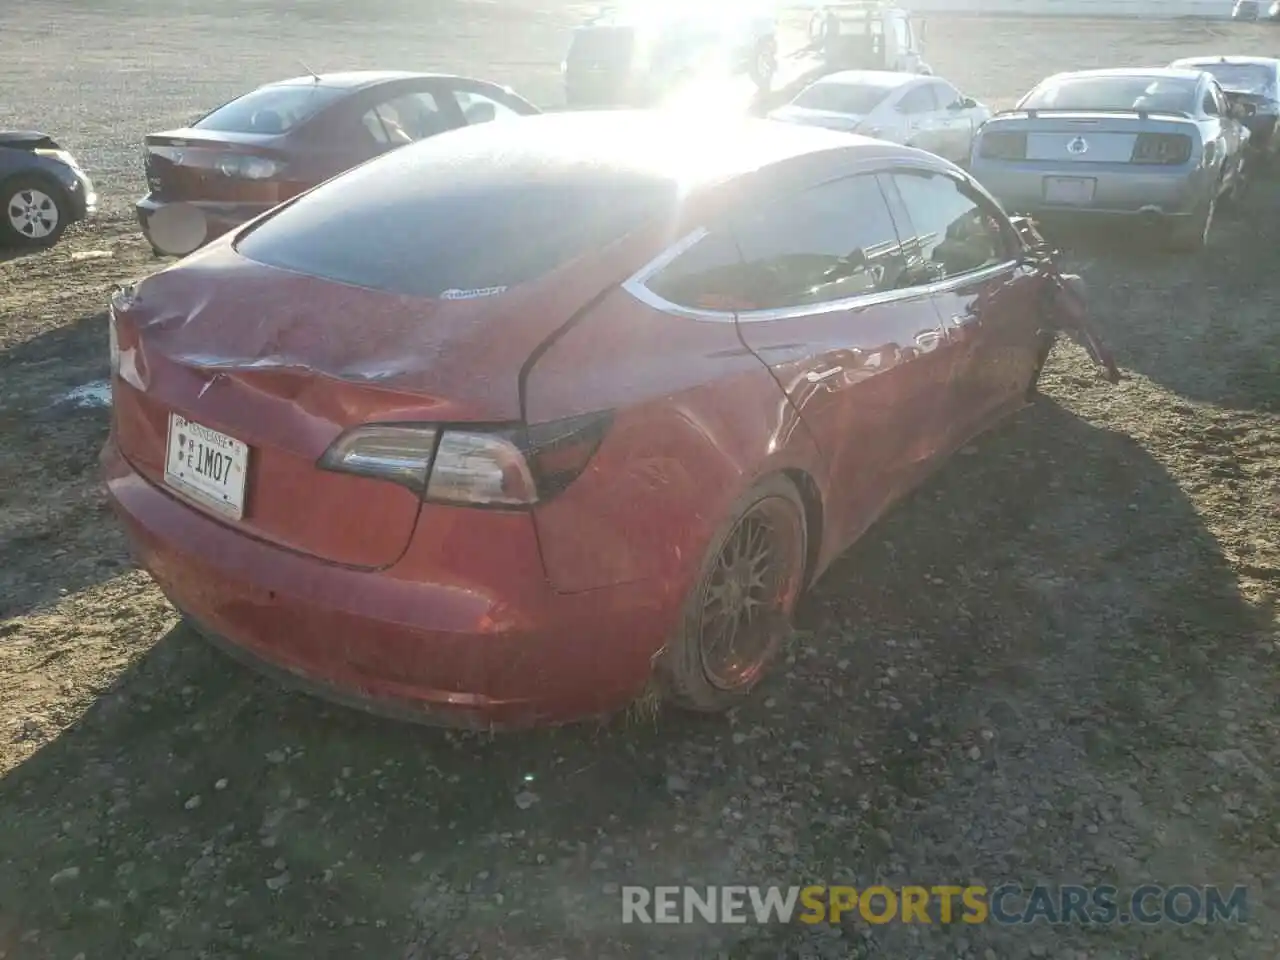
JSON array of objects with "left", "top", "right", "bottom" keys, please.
[
  {"left": 768, "top": 70, "right": 991, "bottom": 166},
  {"left": 968, "top": 68, "right": 1250, "bottom": 252}
]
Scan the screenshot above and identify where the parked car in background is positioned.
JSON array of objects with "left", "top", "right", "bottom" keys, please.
[
  {"left": 1168, "top": 56, "right": 1280, "bottom": 168},
  {"left": 1232, "top": 0, "right": 1260, "bottom": 20},
  {"left": 562, "top": 1, "right": 778, "bottom": 108},
  {"left": 969, "top": 68, "right": 1250, "bottom": 252},
  {"left": 1266, "top": 0, "right": 1280, "bottom": 20},
  {"left": 767, "top": 69, "right": 989, "bottom": 166},
  {"left": 137, "top": 71, "right": 539, "bottom": 256},
  {"left": 1, "top": 131, "right": 96, "bottom": 249},
  {"left": 102, "top": 111, "right": 1113, "bottom": 730},
  {"left": 803, "top": 1, "right": 930, "bottom": 75}
]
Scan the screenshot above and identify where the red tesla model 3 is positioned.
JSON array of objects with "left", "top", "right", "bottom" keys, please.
[{"left": 102, "top": 110, "right": 1100, "bottom": 729}]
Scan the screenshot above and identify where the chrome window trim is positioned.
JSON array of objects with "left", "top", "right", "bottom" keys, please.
[{"left": 621, "top": 228, "right": 1020, "bottom": 324}]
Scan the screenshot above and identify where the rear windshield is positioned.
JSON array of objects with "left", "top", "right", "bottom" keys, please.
[
  {"left": 792, "top": 81, "right": 893, "bottom": 114},
  {"left": 235, "top": 147, "right": 673, "bottom": 299},
  {"left": 1193, "top": 63, "right": 1276, "bottom": 95},
  {"left": 195, "top": 83, "right": 349, "bottom": 134},
  {"left": 1021, "top": 76, "right": 1198, "bottom": 115}
]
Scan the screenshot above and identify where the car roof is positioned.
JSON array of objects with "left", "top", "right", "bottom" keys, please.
[
  {"left": 370, "top": 110, "right": 935, "bottom": 195},
  {"left": 1044, "top": 67, "right": 1205, "bottom": 83},
  {"left": 263, "top": 71, "right": 444, "bottom": 90},
  {"left": 813, "top": 70, "right": 921, "bottom": 88},
  {"left": 1170, "top": 55, "right": 1279, "bottom": 67}
]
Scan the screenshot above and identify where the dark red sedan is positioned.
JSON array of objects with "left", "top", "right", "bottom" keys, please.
[
  {"left": 137, "top": 71, "right": 539, "bottom": 255},
  {"left": 103, "top": 110, "right": 1106, "bottom": 729}
]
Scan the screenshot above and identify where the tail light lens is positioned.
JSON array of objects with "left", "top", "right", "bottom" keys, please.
[
  {"left": 1130, "top": 133, "right": 1191, "bottom": 165},
  {"left": 978, "top": 131, "right": 1027, "bottom": 160},
  {"left": 317, "top": 411, "right": 613, "bottom": 507},
  {"left": 108, "top": 283, "right": 140, "bottom": 377},
  {"left": 215, "top": 155, "right": 283, "bottom": 180}
]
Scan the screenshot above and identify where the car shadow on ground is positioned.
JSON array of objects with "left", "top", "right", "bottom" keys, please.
[
  {"left": 0, "top": 395, "right": 1264, "bottom": 958},
  {"left": 1041, "top": 180, "right": 1280, "bottom": 416},
  {"left": 0, "top": 309, "right": 119, "bottom": 619}
]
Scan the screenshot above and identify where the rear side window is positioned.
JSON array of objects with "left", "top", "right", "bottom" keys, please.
[
  {"left": 362, "top": 91, "right": 450, "bottom": 145},
  {"left": 195, "top": 84, "right": 350, "bottom": 134},
  {"left": 792, "top": 81, "right": 893, "bottom": 115},
  {"left": 888, "top": 171, "right": 1011, "bottom": 280},
  {"left": 639, "top": 177, "right": 909, "bottom": 313},
  {"left": 727, "top": 175, "right": 907, "bottom": 310},
  {"left": 896, "top": 84, "right": 938, "bottom": 114},
  {"left": 643, "top": 231, "right": 749, "bottom": 310},
  {"left": 236, "top": 144, "right": 674, "bottom": 299},
  {"left": 453, "top": 90, "right": 524, "bottom": 125}
]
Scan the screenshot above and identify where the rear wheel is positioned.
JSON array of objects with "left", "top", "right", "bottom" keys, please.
[
  {"left": 656, "top": 476, "right": 808, "bottom": 714},
  {"left": 1, "top": 176, "right": 69, "bottom": 249}
]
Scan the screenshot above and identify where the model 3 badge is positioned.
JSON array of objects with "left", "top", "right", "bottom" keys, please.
[{"left": 1067, "top": 136, "right": 1089, "bottom": 155}]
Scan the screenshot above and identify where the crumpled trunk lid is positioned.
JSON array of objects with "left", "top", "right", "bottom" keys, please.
[{"left": 109, "top": 239, "right": 615, "bottom": 568}]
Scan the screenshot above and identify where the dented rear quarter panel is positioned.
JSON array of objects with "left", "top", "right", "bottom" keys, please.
[{"left": 524, "top": 283, "right": 824, "bottom": 596}]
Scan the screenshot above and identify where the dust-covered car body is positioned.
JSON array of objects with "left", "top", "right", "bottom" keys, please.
[
  {"left": 0, "top": 131, "right": 97, "bottom": 249},
  {"left": 100, "top": 111, "right": 1116, "bottom": 729},
  {"left": 768, "top": 70, "right": 989, "bottom": 166},
  {"left": 1168, "top": 56, "right": 1280, "bottom": 163},
  {"left": 562, "top": 1, "right": 778, "bottom": 107},
  {"left": 969, "top": 68, "right": 1249, "bottom": 251}
]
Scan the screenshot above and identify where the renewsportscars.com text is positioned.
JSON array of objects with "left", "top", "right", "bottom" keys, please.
[{"left": 621, "top": 884, "right": 1248, "bottom": 926}]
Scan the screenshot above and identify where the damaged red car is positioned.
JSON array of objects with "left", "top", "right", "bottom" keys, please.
[{"left": 102, "top": 111, "right": 1112, "bottom": 729}]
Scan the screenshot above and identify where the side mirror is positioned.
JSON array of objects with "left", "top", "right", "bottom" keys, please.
[
  {"left": 962, "top": 96, "right": 977, "bottom": 109},
  {"left": 465, "top": 102, "right": 497, "bottom": 124}
]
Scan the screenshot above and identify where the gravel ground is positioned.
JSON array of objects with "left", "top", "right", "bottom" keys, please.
[{"left": 1, "top": 3, "right": 1278, "bottom": 958}]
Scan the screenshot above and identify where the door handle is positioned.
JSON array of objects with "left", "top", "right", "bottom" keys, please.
[
  {"left": 915, "top": 330, "right": 943, "bottom": 347},
  {"left": 951, "top": 311, "right": 979, "bottom": 328},
  {"left": 806, "top": 366, "right": 843, "bottom": 383}
]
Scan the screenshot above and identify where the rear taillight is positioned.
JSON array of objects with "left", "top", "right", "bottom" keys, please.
[
  {"left": 215, "top": 155, "right": 283, "bottom": 180},
  {"left": 978, "top": 131, "right": 1027, "bottom": 160},
  {"left": 317, "top": 411, "right": 613, "bottom": 507},
  {"left": 1130, "top": 133, "right": 1192, "bottom": 165},
  {"left": 108, "top": 284, "right": 139, "bottom": 376}
]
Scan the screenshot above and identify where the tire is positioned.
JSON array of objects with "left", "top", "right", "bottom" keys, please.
[
  {"left": 749, "top": 45, "right": 777, "bottom": 92},
  {"left": 1, "top": 175, "right": 70, "bottom": 249},
  {"left": 655, "top": 475, "right": 809, "bottom": 714},
  {"left": 1166, "top": 195, "right": 1215, "bottom": 253}
]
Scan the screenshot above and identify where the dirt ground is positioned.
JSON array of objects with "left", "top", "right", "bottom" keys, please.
[{"left": 2, "top": 2, "right": 1279, "bottom": 958}]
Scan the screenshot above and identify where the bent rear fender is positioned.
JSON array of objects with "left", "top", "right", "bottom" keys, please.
[{"left": 523, "top": 284, "right": 825, "bottom": 595}]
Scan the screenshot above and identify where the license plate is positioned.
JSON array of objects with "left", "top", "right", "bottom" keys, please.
[
  {"left": 1043, "top": 177, "right": 1096, "bottom": 205},
  {"left": 163, "top": 413, "right": 249, "bottom": 519}
]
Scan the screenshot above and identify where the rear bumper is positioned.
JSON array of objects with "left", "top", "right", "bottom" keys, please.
[
  {"left": 971, "top": 161, "right": 1208, "bottom": 219},
  {"left": 102, "top": 437, "right": 674, "bottom": 729},
  {"left": 135, "top": 194, "right": 273, "bottom": 252}
]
